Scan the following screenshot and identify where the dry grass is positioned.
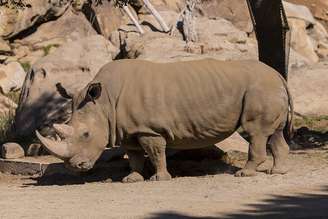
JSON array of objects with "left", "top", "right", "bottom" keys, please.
[
  {"left": 294, "top": 114, "right": 328, "bottom": 133},
  {"left": 0, "top": 91, "right": 20, "bottom": 144}
]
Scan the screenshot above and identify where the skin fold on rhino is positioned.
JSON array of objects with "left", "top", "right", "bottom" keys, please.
[{"left": 36, "top": 58, "right": 294, "bottom": 182}]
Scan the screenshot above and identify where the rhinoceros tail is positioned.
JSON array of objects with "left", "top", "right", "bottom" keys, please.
[{"left": 277, "top": 73, "right": 294, "bottom": 140}]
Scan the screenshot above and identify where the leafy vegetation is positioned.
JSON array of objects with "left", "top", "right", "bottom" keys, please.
[
  {"left": 294, "top": 115, "right": 328, "bottom": 133},
  {"left": 0, "top": 0, "right": 29, "bottom": 9},
  {"left": 19, "top": 61, "right": 31, "bottom": 72},
  {"left": 42, "top": 44, "right": 60, "bottom": 56},
  {"left": 0, "top": 110, "right": 15, "bottom": 144}
]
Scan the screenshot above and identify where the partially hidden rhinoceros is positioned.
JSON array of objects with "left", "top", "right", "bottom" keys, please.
[{"left": 36, "top": 58, "right": 293, "bottom": 182}]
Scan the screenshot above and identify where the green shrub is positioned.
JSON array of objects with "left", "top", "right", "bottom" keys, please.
[
  {"left": 42, "top": 44, "right": 60, "bottom": 56},
  {"left": 0, "top": 111, "right": 15, "bottom": 144}
]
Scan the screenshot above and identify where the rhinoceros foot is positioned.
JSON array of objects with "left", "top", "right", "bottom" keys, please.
[
  {"left": 267, "top": 166, "right": 289, "bottom": 175},
  {"left": 235, "top": 169, "right": 257, "bottom": 177},
  {"left": 122, "top": 172, "right": 144, "bottom": 183},
  {"left": 149, "top": 171, "right": 172, "bottom": 181}
]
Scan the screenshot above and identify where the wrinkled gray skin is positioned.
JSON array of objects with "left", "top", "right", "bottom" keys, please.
[{"left": 37, "top": 59, "right": 293, "bottom": 182}]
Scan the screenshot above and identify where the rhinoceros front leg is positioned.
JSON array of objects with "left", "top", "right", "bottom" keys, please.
[
  {"left": 138, "top": 135, "right": 172, "bottom": 181},
  {"left": 235, "top": 134, "right": 268, "bottom": 177},
  {"left": 122, "top": 149, "right": 145, "bottom": 183}
]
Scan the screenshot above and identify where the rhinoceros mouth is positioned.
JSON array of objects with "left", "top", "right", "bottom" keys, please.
[{"left": 65, "top": 158, "right": 95, "bottom": 172}]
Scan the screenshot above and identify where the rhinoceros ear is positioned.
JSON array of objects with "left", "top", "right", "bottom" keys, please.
[{"left": 86, "top": 83, "right": 102, "bottom": 103}]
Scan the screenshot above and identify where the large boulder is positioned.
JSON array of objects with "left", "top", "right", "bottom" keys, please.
[
  {"left": 115, "top": 17, "right": 257, "bottom": 62},
  {"left": 82, "top": 0, "right": 131, "bottom": 39},
  {"left": 285, "top": 1, "right": 328, "bottom": 63},
  {"left": 14, "top": 35, "right": 119, "bottom": 138},
  {"left": 140, "top": 0, "right": 252, "bottom": 32},
  {"left": 289, "top": 18, "right": 319, "bottom": 63},
  {"left": 9, "top": 9, "right": 97, "bottom": 66},
  {"left": 0, "top": 0, "right": 71, "bottom": 39},
  {"left": 289, "top": 61, "right": 328, "bottom": 116},
  {"left": 0, "top": 62, "right": 26, "bottom": 94},
  {"left": 200, "top": 0, "right": 252, "bottom": 32},
  {"left": 287, "top": 0, "right": 328, "bottom": 27}
]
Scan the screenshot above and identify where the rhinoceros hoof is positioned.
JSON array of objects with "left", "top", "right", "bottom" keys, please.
[
  {"left": 122, "top": 172, "right": 144, "bottom": 183},
  {"left": 235, "top": 169, "right": 257, "bottom": 177},
  {"left": 150, "top": 172, "right": 172, "bottom": 181},
  {"left": 267, "top": 166, "right": 289, "bottom": 175}
]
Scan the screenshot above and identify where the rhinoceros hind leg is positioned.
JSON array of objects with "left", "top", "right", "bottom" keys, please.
[
  {"left": 138, "top": 135, "right": 172, "bottom": 181},
  {"left": 235, "top": 134, "right": 268, "bottom": 177},
  {"left": 267, "top": 130, "right": 289, "bottom": 175},
  {"left": 122, "top": 149, "right": 145, "bottom": 183}
]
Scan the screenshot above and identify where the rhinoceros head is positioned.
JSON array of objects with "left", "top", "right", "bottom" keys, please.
[{"left": 36, "top": 82, "right": 114, "bottom": 172}]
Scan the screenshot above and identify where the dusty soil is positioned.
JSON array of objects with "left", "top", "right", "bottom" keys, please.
[
  {"left": 0, "top": 145, "right": 327, "bottom": 219},
  {"left": 1, "top": 61, "right": 328, "bottom": 219}
]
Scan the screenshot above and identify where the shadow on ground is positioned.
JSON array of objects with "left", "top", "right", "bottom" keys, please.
[
  {"left": 147, "top": 186, "right": 328, "bottom": 219},
  {"left": 23, "top": 147, "right": 240, "bottom": 186},
  {"left": 291, "top": 127, "right": 328, "bottom": 150}
]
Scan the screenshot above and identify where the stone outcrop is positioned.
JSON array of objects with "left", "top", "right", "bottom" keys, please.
[{"left": 14, "top": 35, "right": 119, "bottom": 137}]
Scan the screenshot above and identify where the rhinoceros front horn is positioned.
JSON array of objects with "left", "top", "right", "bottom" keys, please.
[{"left": 36, "top": 131, "right": 72, "bottom": 159}]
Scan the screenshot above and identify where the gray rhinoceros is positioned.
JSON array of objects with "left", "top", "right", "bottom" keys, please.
[{"left": 36, "top": 58, "right": 293, "bottom": 182}]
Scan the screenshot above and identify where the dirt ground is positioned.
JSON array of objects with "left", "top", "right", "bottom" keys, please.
[
  {"left": 0, "top": 145, "right": 327, "bottom": 219},
  {"left": 1, "top": 61, "right": 328, "bottom": 218}
]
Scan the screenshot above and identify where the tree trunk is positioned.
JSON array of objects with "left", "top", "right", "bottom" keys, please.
[
  {"left": 182, "top": 0, "right": 200, "bottom": 43},
  {"left": 247, "top": 0, "right": 290, "bottom": 80},
  {"left": 123, "top": 5, "right": 145, "bottom": 34},
  {"left": 143, "top": 0, "right": 170, "bottom": 32}
]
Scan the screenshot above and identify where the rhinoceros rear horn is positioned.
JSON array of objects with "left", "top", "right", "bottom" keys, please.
[
  {"left": 53, "top": 123, "right": 74, "bottom": 138},
  {"left": 36, "top": 131, "right": 72, "bottom": 159}
]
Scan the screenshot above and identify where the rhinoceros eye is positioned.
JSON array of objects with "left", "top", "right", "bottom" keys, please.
[{"left": 83, "top": 131, "right": 90, "bottom": 138}]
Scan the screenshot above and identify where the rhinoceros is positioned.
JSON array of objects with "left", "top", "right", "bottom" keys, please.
[{"left": 36, "top": 58, "right": 293, "bottom": 182}]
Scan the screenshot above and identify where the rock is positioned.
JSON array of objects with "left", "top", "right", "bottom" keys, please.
[
  {"left": 286, "top": 0, "right": 328, "bottom": 24},
  {"left": 289, "top": 61, "right": 328, "bottom": 116},
  {"left": 0, "top": 0, "right": 71, "bottom": 39},
  {"left": 14, "top": 35, "right": 119, "bottom": 138},
  {"left": 1, "top": 143, "right": 25, "bottom": 159},
  {"left": 14, "top": 9, "right": 97, "bottom": 52},
  {"left": 143, "top": 0, "right": 252, "bottom": 32},
  {"left": 0, "top": 62, "right": 26, "bottom": 94},
  {"left": 215, "top": 132, "right": 249, "bottom": 153},
  {"left": 317, "top": 41, "right": 328, "bottom": 58},
  {"left": 9, "top": 9, "right": 98, "bottom": 66},
  {"left": 310, "top": 21, "right": 328, "bottom": 59},
  {"left": 284, "top": 1, "right": 316, "bottom": 25},
  {"left": 26, "top": 143, "right": 43, "bottom": 157},
  {"left": 289, "top": 48, "right": 310, "bottom": 69},
  {"left": 120, "top": 17, "right": 257, "bottom": 62},
  {"left": 289, "top": 19, "right": 319, "bottom": 63},
  {"left": 84, "top": 0, "right": 130, "bottom": 39},
  {"left": 200, "top": 0, "right": 252, "bottom": 32},
  {"left": 196, "top": 18, "right": 248, "bottom": 50},
  {"left": 0, "top": 94, "right": 17, "bottom": 116},
  {"left": 140, "top": 0, "right": 185, "bottom": 12},
  {"left": 310, "top": 21, "right": 328, "bottom": 41},
  {"left": 0, "top": 39, "right": 12, "bottom": 55},
  {"left": 138, "top": 10, "right": 181, "bottom": 35}
]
